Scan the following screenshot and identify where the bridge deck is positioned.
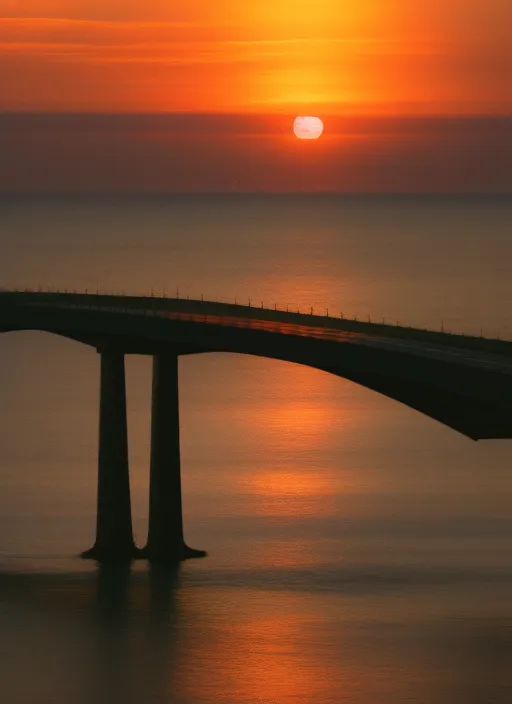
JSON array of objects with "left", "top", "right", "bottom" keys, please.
[
  {"left": 158, "top": 310, "right": 512, "bottom": 377},
  {"left": 2, "top": 289, "right": 511, "bottom": 351}
]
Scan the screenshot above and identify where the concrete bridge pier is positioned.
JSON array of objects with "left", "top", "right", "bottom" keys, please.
[
  {"left": 142, "top": 353, "right": 206, "bottom": 562},
  {"left": 82, "top": 351, "right": 138, "bottom": 561}
]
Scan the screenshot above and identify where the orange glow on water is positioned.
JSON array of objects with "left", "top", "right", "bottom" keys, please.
[
  {"left": 249, "top": 469, "right": 330, "bottom": 497},
  {"left": 230, "top": 362, "right": 349, "bottom": 516},
  {"left": 217, "top": 616, "right": 332, "bottom": 703},
  {"left": 175, "top": 598, "right": 361, "bottom": 704},
  {"left": 242, "top": 469, "right": 334, "bottom": 517},
  {"left": 250, "top": 539, "right": 321, "bottom": 567},
  {"left": 268, "top": 400, "right": 332, "bottom": 436}
]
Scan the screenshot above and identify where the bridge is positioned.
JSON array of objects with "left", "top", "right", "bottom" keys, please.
[{"left": 1, "top": 290, "right": 512, "bottom": 562}]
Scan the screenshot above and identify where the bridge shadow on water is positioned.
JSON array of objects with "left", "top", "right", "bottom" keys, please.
[{"left": 0, "top": 565, "right": 186, "bottom": 704}]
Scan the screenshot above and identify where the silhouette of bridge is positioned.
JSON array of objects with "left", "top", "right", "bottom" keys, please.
[{"left": 2, "top": 290, "right": 512, "bottom": 562}]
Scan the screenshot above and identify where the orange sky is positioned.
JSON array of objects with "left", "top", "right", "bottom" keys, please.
[{"left": 1, "top": 0, "right": 511, "bottom": 114}]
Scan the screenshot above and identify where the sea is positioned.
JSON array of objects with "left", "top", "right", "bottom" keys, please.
[{"left": 1, "top": 193, "right": 512, "bottom": 703}]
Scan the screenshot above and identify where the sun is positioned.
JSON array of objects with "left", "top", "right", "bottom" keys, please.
[{"left": 293, "top": 116, "right": 324, "bottom": 140}]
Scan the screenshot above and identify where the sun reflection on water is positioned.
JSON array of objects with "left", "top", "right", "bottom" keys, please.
[
  {"left": 241, "top": 468, "right": 334, "bottom": 517},
  {"left": 174, "top": 590, "right": 362, "bottom": 704}
]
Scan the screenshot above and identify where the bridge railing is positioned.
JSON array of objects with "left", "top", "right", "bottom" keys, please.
[{"left": 0, "top": 286, "right": 509, "bottom": 346}]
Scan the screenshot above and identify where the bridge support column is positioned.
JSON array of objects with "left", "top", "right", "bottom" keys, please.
[
  {"left": 82, "top": 351, "right": 137, "bottom": 561},
  {"left": 142, "top": 353, "right": 205, "bottom": 562}
]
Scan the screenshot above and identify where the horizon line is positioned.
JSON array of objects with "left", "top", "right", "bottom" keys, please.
[{"left": 1, "top": 191, "right": 511, "bottom": 198}]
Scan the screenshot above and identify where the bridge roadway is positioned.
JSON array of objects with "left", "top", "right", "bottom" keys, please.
[
  {"left": 1, "top": 290, "right": 512, "bottom": 562},
  {"left": 163, "top": 311, "right": 512, "bottom": 375}
]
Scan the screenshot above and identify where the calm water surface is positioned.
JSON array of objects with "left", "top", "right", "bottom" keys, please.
[{"left": 1, "top": 195, "right": 512, "bottom": 703}]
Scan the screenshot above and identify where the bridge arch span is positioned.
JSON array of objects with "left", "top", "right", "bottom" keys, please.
[{"left": 2, "top": 302, "right": 512, "bottom": 440}]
